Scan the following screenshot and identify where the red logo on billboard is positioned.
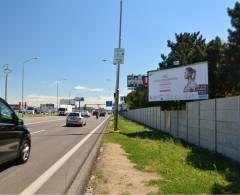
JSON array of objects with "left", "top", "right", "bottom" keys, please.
[{"left": 160, "top": 89, "right": 171, "bottom": 92}]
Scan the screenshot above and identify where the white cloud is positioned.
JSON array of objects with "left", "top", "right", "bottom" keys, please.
[{"left": 73, "top": 85, "right": 104, "bottom": 92}]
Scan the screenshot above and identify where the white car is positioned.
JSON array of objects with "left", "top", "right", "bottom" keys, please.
[
  {"left": 25, "top": 107, "right": 35, "bottom": 114},
  {"left": 81, "top": 111, "right": 91, "bottom": 118},
  {"left": 66, "top": 112, "right": 86, "bottom": 127}
]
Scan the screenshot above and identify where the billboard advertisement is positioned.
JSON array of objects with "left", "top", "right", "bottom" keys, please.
[
  {"left": 127, "top": 75, "right": 148, "bottom": 88},
  {"left": 148, "top": 62, "right": 208, "bottom": 102},
  {"left": 60, "top": 99, "right": 75, "bottom": 105}
]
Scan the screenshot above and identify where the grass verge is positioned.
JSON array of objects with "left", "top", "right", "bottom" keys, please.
[{"left": 104, "top": 116, "right": 240, "bottom": 194}]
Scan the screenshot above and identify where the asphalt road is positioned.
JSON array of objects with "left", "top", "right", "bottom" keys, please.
[{"left": 0, "top": 115, "right": 109, "bottom": 194}]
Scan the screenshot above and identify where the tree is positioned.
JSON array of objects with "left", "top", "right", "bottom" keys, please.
[
  {"left": 225, "top": 2, "right": 240, "bottom": 95},
  {"left": 125, "top": 88, "right": 148, "bottom": 109},
  {"left": 159, "top": 32, "right": 207, "bottom": 69},
  {"left": 207, "top": 37, "right": 227, "bottom": 98}
]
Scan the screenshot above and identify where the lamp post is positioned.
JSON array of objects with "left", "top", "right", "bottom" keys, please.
[
  {"left": 114, "top": 0, "right": 123, "bottom": 131},
  {"left": 56, "top": 79, "right": 67, "bottom": 111},
  {"left": 102, "top": 59, "right": 113, "bottom": 65},
  {"left": 22, "top": 57, "right": 39, "bottom": 117},
  {"left": 3, "top": 64, "right": 12, "bottom": 101}
]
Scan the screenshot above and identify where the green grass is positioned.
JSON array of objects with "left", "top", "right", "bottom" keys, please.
[
  {"left": 18, "top": 113, "right": 57, "bottom": 118},
  {"left": 104, "top": 116, "right": 240, "bottom": 194}
]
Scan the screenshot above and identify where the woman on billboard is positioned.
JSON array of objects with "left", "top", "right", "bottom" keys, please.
[{"left": 184, "top": 67, "right": 198, "bottom": 92}]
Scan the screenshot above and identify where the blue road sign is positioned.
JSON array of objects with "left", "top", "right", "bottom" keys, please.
[{"left": 106, "top": 101, "right": 113, "bottom": 107}]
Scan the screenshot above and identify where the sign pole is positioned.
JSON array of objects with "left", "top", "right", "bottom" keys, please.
[{"left": 114, "top": 0, "right": 123, "bottom": 131}]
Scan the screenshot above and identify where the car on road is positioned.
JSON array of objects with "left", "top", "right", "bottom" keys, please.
[
  {"left": 99, "top": 111, "right": 106, "bottom": 117},
  {"left": 25, "top": 106, "right": 35, "bottom": 114},
  {"left": 92, "top": 110, "right": 98, "bottom": 116},
  {"left": 0, "top": 98, "right": 31, "bottom": 165},
  {"left": 81, "top": 111, "right": 91, "bottom": 118},
  {"left": 66, "top": 112, "right": 86, "bottom": 127}
]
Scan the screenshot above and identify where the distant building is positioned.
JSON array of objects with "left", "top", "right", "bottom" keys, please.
[
  {"left": 10, "top": 104, "right": 21, "bottom": 110},
  {"left": 40, "top": 104, "right": 55, "bottom": 113}
]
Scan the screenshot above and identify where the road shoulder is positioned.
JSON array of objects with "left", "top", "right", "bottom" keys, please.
[{"left": 87, "top": 143, "right": 159, "bottom": 195}]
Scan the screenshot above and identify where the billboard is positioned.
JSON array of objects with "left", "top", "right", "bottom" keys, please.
[
  {"left": 148, "top": 62, "right": 208, "bottom": 102},
  {"left": 127, "top": 74, "right": 148, "bottom": 89},
  {"left": 75, "top": 97, "right": 84, "bottom": 101},
  {"left": 60, "top": 99, "right": 75, "bottom": 105}
]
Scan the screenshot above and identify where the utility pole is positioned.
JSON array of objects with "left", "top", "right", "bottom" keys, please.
[
  {"left": 114, "top": 0, "right": 124, "bottom": 131},
  {"left": 57, "top": 82, "right": 59, "bottom": 111},
  {"left": 3, "top": 64, "right": 12, "bottom": 101},
  {"left": 21, "top": 57, "right": 39, "bottom": 117},
  {"left": 56, "top": 78, "right": 67, "bottom": 112}
]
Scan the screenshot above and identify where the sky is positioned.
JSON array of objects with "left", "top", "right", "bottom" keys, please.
[{"left": 0, "top": 0, "right": 237, "bottom": 107}]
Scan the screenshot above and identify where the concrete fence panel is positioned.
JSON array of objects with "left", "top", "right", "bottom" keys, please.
[
  {"left": 146, "top": 108, "right": 150, "bottom": 127},
  {"left": 170, "top": 111, "right": 178, "bottom": 137},
  {"left": 152, "top": 107, "right": 156, "bottom": 129},
  {"left": 137, "top": 109, "right": 140, "bottom": 123},
  {"left": 153, "top": 107, "right": 157, "bottom": 129},
  {"left": 140, "top": 109, "right": 143, "bottom": 124},
  {"left": 200, "top": 99, "right": 216, "bottom": 151},
  {"left": 178, "top": 111, "right": 188, "bottom": 140},
  {"left": 187, "top": 102, "right": 200, "bottom": 146},
  {"left": 144, "top": 108, "right": 147, "bottom": 125},
  {"left": 216, "top": 96, "right": 240, "bottom": 162},
  {"left": 165, "top": 111, "right": 171, "bottom": 134},
  {"left": 124, "top": 95, "right": 240, "bottom": 163},
  {"left": 161, "top": 111, "right": 165, "bottom": 132},
  {"left": 156, "top": 107, "right": 161, "bottom": 130},
  {"left": 150, "top": 107, "right": 154, "bottom": 128}
]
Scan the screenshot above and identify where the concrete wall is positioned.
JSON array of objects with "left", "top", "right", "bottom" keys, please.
[
  {"left": 165, "top": 111, "right": 171, "bottom": 134},
  {"left": 178, "top": 111, "right": 188, "bottom": 140},
  {"left": 123, "top": 95, "right": 240, "bottom": 162},
  {"left": 216, "top": 96, "right": 240, "bottom": 162},
  {"left": 170, "top": 111, "right": 178, "bottom": 137},
  {"left": 199, "top": 99, "right": 216, "bottom": 151},
  {"left": 160, "top": 111, "right": 165, "bottom": 132},
  {"left": 156, "top": 107, "right": 161, "bottom": 130},
  {"left": 187, "top": 102, "right": 200, "bottom": 146}
]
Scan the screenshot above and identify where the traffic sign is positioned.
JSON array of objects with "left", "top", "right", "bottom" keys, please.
[
  {"left": 113, "top": 48, "right": 125, "bottom": 65},
  {"left": 106, "top": 101, "right": 113, "bottom": 107}
]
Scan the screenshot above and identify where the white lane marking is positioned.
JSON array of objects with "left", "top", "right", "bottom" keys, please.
[
  {"left": 20, "top": 117, "right": 109, "bottom": 195},
  {"left": 31, "top": 130, "right": 47, "bottom": 135},
  {"left": 26, "top": 119, "right": 64, "bottom": 125}
]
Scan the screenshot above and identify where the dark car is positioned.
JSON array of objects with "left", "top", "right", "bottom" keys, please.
[
  {"left": 0, "top": 98, "right": 31, "bottom": 165},
  {"left": 99, "top": 111, "right": 106, "bottom": 117},
  {"left": 92, "top": 110, "right": 98, "bottom": 116}
]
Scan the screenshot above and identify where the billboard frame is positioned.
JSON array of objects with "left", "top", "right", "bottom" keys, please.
[{"left": 147, "top": 61, "right": 209, "bottom": 102}]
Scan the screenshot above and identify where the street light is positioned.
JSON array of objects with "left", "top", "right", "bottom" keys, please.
[
  {"left": 21, "top": 57, "right": 39, "bottom": 116},
  {"left": 56, "top": 78, "right": 67, "bottom": 111},
  {"left": 102, "top": 59, "right": 114, "bottom": 65},
  {"left": 3, "top": 64, "right": 12, "bottom": 101},
  {"left": 113, "top": 0, "right": 123, "bottom": 131}
]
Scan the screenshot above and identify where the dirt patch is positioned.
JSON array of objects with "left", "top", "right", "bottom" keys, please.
[{"left": 88, "top": 143, "right": 159, "bottom": 195}]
